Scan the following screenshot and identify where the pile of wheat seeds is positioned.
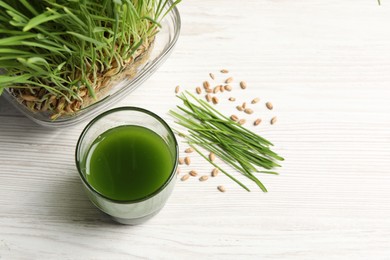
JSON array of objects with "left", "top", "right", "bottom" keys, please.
[{"left": 174, "top": 69, "right": 278, "bottom": 193}]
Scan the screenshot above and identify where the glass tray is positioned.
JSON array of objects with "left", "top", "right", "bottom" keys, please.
[{"left": 3, "top": 2, "right": 180, "bottom": 128}]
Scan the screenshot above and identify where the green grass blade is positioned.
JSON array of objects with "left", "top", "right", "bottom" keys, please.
[{"left": 23, "top": 12, "right": 64, "bottom": 32}]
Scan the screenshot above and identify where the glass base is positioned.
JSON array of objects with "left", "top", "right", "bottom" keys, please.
[{"left": 110, "top": 208, "right": 162, "bottom": 225}]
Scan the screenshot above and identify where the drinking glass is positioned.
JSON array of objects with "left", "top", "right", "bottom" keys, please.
[{"left": 75, "top": 107, "right": 178, "bottom": 224}]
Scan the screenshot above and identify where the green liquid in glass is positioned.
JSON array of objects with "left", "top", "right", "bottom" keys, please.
[{"left": 84, "top": 125, "right": 174, "bottom": 201}]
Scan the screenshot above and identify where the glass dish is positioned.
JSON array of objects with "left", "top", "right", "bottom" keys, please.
[{"left": 2, "top": 2, "right": 180, "bottom": 128}]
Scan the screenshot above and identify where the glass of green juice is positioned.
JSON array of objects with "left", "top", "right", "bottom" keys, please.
[{"left": 75, "top": 107, "right": 178, "bottom": 225}]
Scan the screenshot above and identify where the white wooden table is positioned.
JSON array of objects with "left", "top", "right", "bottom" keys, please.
[{"left": 1, "top": 1, "right": 390, "bottom": 258}]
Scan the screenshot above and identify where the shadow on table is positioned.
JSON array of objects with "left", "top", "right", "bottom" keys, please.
[
  {"left": 43, "top": 169, "right": 129, "bottom": 228},
  {"left": 0, "top": 96, "right": 57, "bottom": 131},
  {"left": 0, "top": 96, "right": 21, "bottom": 116}
]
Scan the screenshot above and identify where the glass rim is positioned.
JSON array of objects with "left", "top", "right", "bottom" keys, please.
[{"left": 75, "top": 106, "right": 179, "bottom": 204}]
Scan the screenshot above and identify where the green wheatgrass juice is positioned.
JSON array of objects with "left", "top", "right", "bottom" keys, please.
[{"left": 84, "top": 125, "right": 174, "bottom": 201}]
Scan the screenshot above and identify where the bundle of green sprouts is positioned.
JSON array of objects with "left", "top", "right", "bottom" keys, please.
[
  {"left": 170, "top": 92, "right": 284, "bottom": 192},
  {"left": 0, "top": 0, "right": 179, "bottom": 119}
]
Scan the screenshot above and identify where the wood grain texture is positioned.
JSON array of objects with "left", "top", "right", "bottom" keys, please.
[{"left": 1, "top": 0, "right": 390, "bottom": 259}]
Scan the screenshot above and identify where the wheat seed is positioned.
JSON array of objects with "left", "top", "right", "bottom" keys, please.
[
  {"left": 238, "top": 119, "right": 246, "bottom": 125},
  {"left": 244, "top": 108, "right": 253, "bottom": 114},
  {"left": 212, "top": 96, "right": 219, "bottom": 104},
  {"left": 203, "top": 81, "right": 210, "bottom": 89},
  {"left": 175, "top": 85, "right": 180, "bottom": 94},
  {"left": 271, "top": 116, "right": 277, "bottom": 125},
  {"left": 196, "top": 87, "right": 202, "bottom": 94},
  {"left": 230, "top": 115, "right": 239, "bottom": 122},
  {"left": 221, "top": 69, "right": 229, "bottom": 73},
  {"left": 217, "top": 185, "right": 226, "bottom": 192},
  {"left": 251, "top": 97, "right": 260, "bottom": 104},
  {"left": 181, "top": 174, "right": 189, "bottom": 181},
  {"left": 211, "top": 168, "right": 219, "bottom": 177},
  {"left": 266, "top": 102, "right": 273, "bottom": 110},
  {"left": 185, "top": 148, "right": 194, "bottom": 153},
  {"left": 225, "top": 77, "right": 233, "bottom": 84},
  {"left": 213, "top": 86, "right": 221, "bottom": 94},
  {"left": 224, "top": 85, "right": 232, "bottom": 91},
  {"left": 209, "top": 73, "right": 215, "bottom": 80},
  {"left": 199, "top": 175, "right": 209, "bottom": 182},
  {"left": 185, "top": 156, "right": 191, "bottom": 165},
  {"left": 228, "top": 97, "right": 236, "bottom": 102},
  {"left": 236, "top": 105, "right": 244, "bottom": 111},
  {"left": 254, "top": 118, "right": 262, "bottom": 126},
  {"left": 205, "top": 94, "right": 212, "bottom": 102},
  {"left": 178, "top": 158, "right": 184, "bottom": 165},
  {"left": 189, "top": 170, "right": 198, "bottom": 177},
  {"left": 242, "top": 102, "right": 247, "bottom": 109},
  {"left": 240, "top": 81, "right": 247, "bottom": 89},
  {"left": 209, "top": 152, "right": 216, "bottom": 162}
]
